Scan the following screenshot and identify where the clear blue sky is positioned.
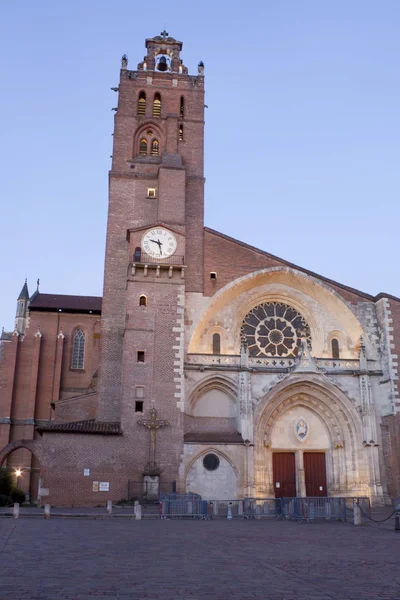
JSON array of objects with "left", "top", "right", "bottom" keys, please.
[{"left": 1, "top": 1, "right": 399, "bottom": 330}]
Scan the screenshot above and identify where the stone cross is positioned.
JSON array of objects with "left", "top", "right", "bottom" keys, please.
[{"left": 137, "top": 408, "right": 169, "bottom": 470}]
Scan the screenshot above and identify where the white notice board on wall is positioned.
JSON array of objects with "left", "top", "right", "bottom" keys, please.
[{"left": 99, "top": 482, "right": 110, "bottom": 492}]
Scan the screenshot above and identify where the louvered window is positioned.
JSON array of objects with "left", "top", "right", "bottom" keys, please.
[
  {"left": 72, "top": 329, "right": 85, "bottom": 369},
  {"left": 153, "top": 93, "right": 161, "bottom": 117},
  {"left": 137, "top": 92, "right": 146, "bottom": 116},
  {"left": 151, "top": 139, "right": 159, "bottom": 156},
  {"left": 139, "top": 138, "right": 148, "bottom": 156}
]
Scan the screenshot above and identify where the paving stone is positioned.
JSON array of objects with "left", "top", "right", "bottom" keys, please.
[{"left": 1, "top": 519, "right": 400, "bottom": 599}]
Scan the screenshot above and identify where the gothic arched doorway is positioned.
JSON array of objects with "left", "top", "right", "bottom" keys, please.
[{"left": 253, "top": 375, "right": 371, "bottom": 499}]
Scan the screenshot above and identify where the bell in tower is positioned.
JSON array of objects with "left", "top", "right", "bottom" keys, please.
[{"left": 156, "top": 55, "right": 169, "bottom": 72}]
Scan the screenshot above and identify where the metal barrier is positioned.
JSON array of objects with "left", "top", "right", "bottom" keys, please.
[
  {"left": 207, "top": 500, "right": 244, "bottom": 518},
  {"left": 243, "top": 497, "right": 371, "bottom": 522},
  {"left": 156, "top": 495, "right": 371, "bottom": 521},
  {"left": 243, "top": 498, "right": 281, "bottom": 519},
  {"left": 160, "top": 493, "right": 208, "bottom": 519}
]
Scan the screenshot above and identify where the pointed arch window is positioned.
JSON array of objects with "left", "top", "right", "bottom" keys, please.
[
  {"left": 212, "top": 333, "right": 221, "bottom": 355},
  {"left": 179, "top": 125, "right": 183, "bottom": 141},
  {"left": 153, "top": 93, "right": 161, "bottom": 117},
  {"left": 331, "top": 338, "right": 340, "bottom": 359},
  {"left": 151, "top": 139, "right": 159, "bottom": 156},
  {"left": 139, "top": 138, "right": 148, "bottom": 156},
  {"left": 72, "top": 328, "right": 85, "bottom": 370},
  {"left": 137, "top": 92, "right": 146, "bottom": 116},
  {"left": 180, "top": 96, "right": 185, "bottom": 118}
]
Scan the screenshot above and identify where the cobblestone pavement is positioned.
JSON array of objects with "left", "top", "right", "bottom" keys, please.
[{"left": 1, "top": 518, "right": 399, "bottom": 600}]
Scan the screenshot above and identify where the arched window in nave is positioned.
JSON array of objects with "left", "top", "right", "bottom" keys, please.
[
  {"left": 71, "top": 328, "right": 86, "bottom": 369},
  {"left": 331, "top": 338, "right": 340, "bottom": 359},
  {"left": 212, "top": 333, "right": 221, "bottom": 355}
]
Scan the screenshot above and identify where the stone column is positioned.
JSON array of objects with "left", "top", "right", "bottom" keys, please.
[
  {"left": 52, "top": 331, "right": 65, "bottom": 403},
  {"left": 296, "top": 450, "right": 306, "bottom": 497},
  {"left": 27, "top": 330, "right": 42, "bottom": 420},
  {"left": 359, "top": 341, "right": 385, "bottom": 503}
]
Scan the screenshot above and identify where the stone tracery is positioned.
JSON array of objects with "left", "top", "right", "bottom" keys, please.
[{"left": 241, "top": 302, "right": 312, "bottom": 357}]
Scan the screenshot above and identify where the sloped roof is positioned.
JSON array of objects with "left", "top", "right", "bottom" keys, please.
[
  {"left": 184, "top": 431, "right": 243, "bottom": 443},
  {"left": 29, "top": 294, "right": 102, "bottom": 314},
  {"left": 18, "top": 280, "right": 29, "bottom": 300},
  {"left": 1, "top": 330, "right": 13, "bottom": 341},
  {"left": 36, "top": 419, "right": 121, "bottom": 435}
]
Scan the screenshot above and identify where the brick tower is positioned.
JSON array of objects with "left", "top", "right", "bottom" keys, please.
[{"left": 97, "top": 32, "right": 205, "bottom": 482}]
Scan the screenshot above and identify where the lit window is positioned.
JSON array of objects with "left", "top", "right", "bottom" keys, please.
[
  {"left": 179, "top": 125, "right": 183, "bottom": 141},
  {"left": 139, "top": 138, "right": 148, "bottom": 156},
  {"left": 147, "top": 188, "right": 157, "bottom": 198},
  {"left": 72, "top": 328, "right": 85, "bottom": 369},
  {"left": 331, "top": 338, "right": 340, "bottom": 359},
  {"left": 137, "top": 351, "right": 145, "bottom": 363},
  {"left": 212, "top": 333, "right": 221, "bottom": 355},
  {"left": 137, "top": 92, "right": 146, "bottom": 116},
  {"left": 139, "top": 295, "right": 147, "bottom": 306},
  {"left": 153, "top": 93, "right": 161, "bottom": 117},
  {"left": 151, "top": 139, "right": 159, "bottom": 156}
]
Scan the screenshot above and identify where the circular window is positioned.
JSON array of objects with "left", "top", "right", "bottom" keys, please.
[
  {"left": 203, "top": 453, "right": 220, "bottom": 471},
  {"left": 241, "top": 302, "right": 312, "bottom": 357}
]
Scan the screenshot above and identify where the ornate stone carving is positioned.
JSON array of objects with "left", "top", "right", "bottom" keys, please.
[{"left": 241, "top": 302, "right": 311, "bottom": 358}]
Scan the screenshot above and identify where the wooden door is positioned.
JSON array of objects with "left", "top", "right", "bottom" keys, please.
[
  {"left": 304, "top": 452, "right": 327, "bottom": 497},
  {"left": 272, "top": 452, "right": 296, "bottom": 498}
]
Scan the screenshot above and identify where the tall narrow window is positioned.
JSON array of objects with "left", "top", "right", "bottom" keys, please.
[
  {"left": 139, "top": 138, "right": 148, "bottom": 156},
  {"left": 72, "top": 328, "right": 85, "bottom": 369},
  {"left": 151, "top": 139, "right": 159, "bottom": 156},
  {"left": 212, "top": 333, "right": 221, "bottom": 355},
  {"left": 180, "top": 96, "right": 184, "bottom": 118},
  {"left": 153, "top": 93, "right": 161, "bottom": 117},
  {"left": 137, "top": 91, "right": 146, "bottom": 116},
  {"left": 134, "top": 247, "right": 141, "bottom": 262},
  {"left": 178, "top": 125, "right": 183, "bottom": 141},
  {"left": 139, "top": 295, "right": 147, "bottom": 306},
  {"left": 331, "top": 338, "right": 340, "bottom": 359}
]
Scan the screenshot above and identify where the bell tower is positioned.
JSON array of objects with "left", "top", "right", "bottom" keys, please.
[{"left": 97, "top": 32, "right": 204, "bottom": 482}]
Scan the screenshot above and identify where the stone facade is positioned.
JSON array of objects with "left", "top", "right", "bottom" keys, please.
[{"left": 1, "top": 32, "right": 399, "bottom": 506}]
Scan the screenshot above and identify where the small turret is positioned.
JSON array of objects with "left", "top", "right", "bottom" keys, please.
[{"left": 15, "top": 279, "right": 30, "bottom": 334}]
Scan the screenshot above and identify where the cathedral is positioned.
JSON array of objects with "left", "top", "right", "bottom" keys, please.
[{"left": 1, "top": 32, "right": 400, "bottom": 506}]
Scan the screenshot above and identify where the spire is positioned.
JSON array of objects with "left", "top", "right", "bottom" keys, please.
[{"left": 18, "top": 278, "right": 29, "bottom": 300}]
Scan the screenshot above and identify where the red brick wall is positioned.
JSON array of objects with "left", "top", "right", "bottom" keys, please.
[
  {"left": 98, "top": 61, "right": 204, "bottom": 422},
  {"left": 203, "top": 228, "right": 370, "bottom": 304},
  {"left": 382, "top": 414, "right": 400, "bottom": 499}
]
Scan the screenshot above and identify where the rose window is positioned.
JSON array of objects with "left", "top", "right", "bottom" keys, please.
[{"left": 241, "top": 302, "right": 311, "bottom": 357}]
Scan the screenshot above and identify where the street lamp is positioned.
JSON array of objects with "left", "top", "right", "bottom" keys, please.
[{"left": 15, "top": 469, "right": 21, "bottom": 488}]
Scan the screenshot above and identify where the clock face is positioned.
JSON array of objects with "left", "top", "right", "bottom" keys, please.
[{"left": 141, "top": 227, "right": 177, "bottom": 259}]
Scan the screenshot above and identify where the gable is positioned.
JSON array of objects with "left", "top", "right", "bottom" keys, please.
[{"left": 204, "top": 227, "right": 373, "bottom": 304}]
